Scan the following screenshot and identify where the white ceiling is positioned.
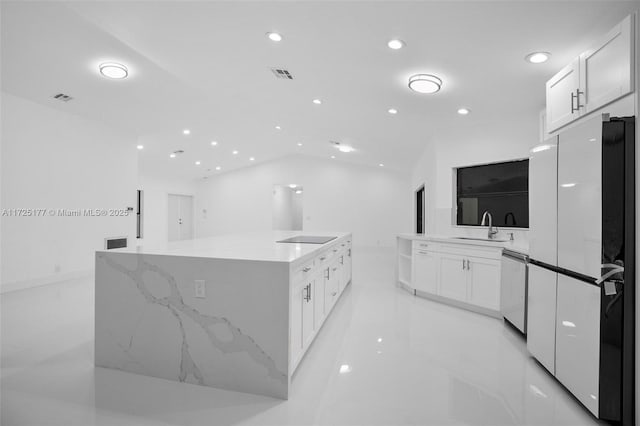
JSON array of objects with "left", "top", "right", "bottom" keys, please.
[{"left": 2, "top": 1, "right": 639, "bottom": 181}]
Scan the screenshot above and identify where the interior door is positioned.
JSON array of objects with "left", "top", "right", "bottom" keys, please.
[
  {"left": 439, "top": 254, "right": 467, "bottom": 302},
  {"left": 168, "top": 194, "right": 193, "bottom": 241},
  {"left": 526, "top": 264, "right": 557, "bottom": 374},
  {"left": 557, "top": 115, "right": 601, "bottom": 278},
  {"left": 555, "top": 274, "right": 601, "bottom": 417}
]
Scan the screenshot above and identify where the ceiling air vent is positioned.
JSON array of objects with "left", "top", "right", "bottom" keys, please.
[
  {"left": 270, "top": 68, "right": 294, "bottom": 80},
  {"left": 52, "top": 93, "right": 73, "bottom": 102}
]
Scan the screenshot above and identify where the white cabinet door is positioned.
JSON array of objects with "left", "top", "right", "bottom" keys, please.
[
  {"left": 526, "top": 265, "right": 557, "bottom": 374},
  {"left": 557, "top": 114, "right": 602, "bottom": 278},
  {"left": 413, "top": 250, "right": 438, "bottom": 294},
  {"left": 580, "top": 14, "right": 634, "bottom": 114},
  {"left": 555, "top": 274, "right": 601, "bottom": 417},
  {"left": 302, "top": 281, "right": 315, "bottom": 349},
  {"left": 313, "top": 273, "right": 325, "bottom": 328},
  {"left": 291, "top": 284, "right": 304, "bottom": 363},
  {"left": 529, "top": 137, "right": 558, "bottom": 265},
  {"left": 439, "top": 254, "right": 467, "bottom": 302},
  {"left": 546, "top": 59, "right": 580, "bottom": 132},
  {"left": 467, "top": 257, "right": 501, "bottom": 310}
]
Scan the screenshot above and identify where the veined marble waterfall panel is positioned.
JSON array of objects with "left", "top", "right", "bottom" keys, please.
[{"left": 95, "top": 252, "right": 290, "bottom": 399}]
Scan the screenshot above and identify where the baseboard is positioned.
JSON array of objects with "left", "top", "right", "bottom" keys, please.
[
  {"left": 1, "top": 269, "right": 93, "bottom": 294},
  {"left": 414, "top": 288, "right": 502, "bottom": 319}
]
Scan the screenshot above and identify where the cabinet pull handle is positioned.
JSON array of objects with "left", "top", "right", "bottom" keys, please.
[
  {"left": 340, "top": 255, "right": 344, "bottom": 265},
  {"left": 575, "top": 89, "right": 584, "bottom": 109},
  {"left": 462, "top": 259, "right": 465, "bottom": 270},
  {"left": 320, "top": 256, "right": 326, "bottom": 261},
  {"left": 570, "top": 91, "right": 577, "bottom": 113},
  {"left": 332, "top": 267, "right": 338, "bottom": 272},
  {"left": 332, "top": 292, "right": 337, "bottom": 296},
  {"left": 303, "top": 267, "right": 311, "bottom": 272}
]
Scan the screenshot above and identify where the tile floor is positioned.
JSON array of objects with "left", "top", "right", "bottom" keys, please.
[{"left": 1, "top": 248, "right": 603, "bottom": 425}]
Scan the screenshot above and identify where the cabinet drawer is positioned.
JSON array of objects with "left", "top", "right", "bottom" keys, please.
[
  {"left": 412, "top": 240, "right": 432, "bottom": 250},
  {"left": 437, "top": 243, "right": 502, "bottom": 261},
  {"left": 293, "top": 259, "right": 315, "bottom": 284}
]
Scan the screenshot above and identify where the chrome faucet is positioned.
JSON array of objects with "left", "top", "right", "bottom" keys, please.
[{"left": 481, "top": 211, "right": 499, "bottom": 239}]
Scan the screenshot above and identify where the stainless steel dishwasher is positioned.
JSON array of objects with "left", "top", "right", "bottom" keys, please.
[{"left": 500, "top": 249, "right": 528, "bottom": 334}]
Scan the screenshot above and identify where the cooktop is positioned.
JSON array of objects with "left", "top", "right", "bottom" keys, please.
[{"left": 276, "top": 235, "right": 337, "bottom": 244}]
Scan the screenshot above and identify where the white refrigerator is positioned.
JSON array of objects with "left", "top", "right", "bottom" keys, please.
[{"left": 527, "top": 114, "right": 635, "bottom": 424}]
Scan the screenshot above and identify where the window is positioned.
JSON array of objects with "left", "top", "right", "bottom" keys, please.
[
  {"left": 415, "top": 185, "right": 425, "bottom": 234},
  {"left": 136, "top": 190, "right": 143, "bottom": 239},
  {"left": 455, "top": 159, "right": 529, "bottom": 228}
]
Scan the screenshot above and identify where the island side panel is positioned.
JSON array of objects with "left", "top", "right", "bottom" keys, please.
[{"left": 95, "top": 251, "right": 290, "bottom": 399}]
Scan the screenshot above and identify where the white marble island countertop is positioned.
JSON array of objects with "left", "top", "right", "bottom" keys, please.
[
  {"left": 397, "top": 233, "right": 529, "bottom": 255},
  {"left": 99, "top": 230, "right": 351, "bottom": 263}
]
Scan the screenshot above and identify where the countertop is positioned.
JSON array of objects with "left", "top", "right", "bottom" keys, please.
[
  {"left": 397, "top": 233, "right": 529, "bottom": 255},
  {"left": 98, "top": 231, "right": 351, "bottom": 263}
]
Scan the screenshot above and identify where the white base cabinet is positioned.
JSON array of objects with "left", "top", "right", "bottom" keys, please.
[
  {"left": 406, "top": 239, "right": 503, "bottom": 316},
  {"left": 290, "top": 236, "right": 352, "bottom": 373}
]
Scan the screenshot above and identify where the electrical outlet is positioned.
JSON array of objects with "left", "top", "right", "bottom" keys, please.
[{"left": 194, "top": 280, "right": 206, "bottom": 298}]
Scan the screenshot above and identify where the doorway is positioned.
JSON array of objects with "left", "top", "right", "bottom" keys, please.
[
  {"left": 168, "top": 194, "right": 194, "bottom": 241},
  {"left": 416, "top": 185, "right": 425, "bottom": 234},
  {"left": 272, "top": 185, "right": 303, "bottom": 231}
]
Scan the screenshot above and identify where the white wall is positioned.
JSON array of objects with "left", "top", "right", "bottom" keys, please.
[
  {"left": 138, "top": 174, "right": 197, "bottom": 246},
  {"left": 411, "top": 116, "right": 537, "bottom": 241},
  {"left": 0, "top": 92, "right": 137, "bottom": 292},
  {"left": 195, "top": 155, "right": 412, "bottom": 248}
]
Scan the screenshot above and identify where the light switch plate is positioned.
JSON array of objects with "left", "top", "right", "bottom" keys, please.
[{"left": 194, "top": 280, "right": 206, "bottom": 298}]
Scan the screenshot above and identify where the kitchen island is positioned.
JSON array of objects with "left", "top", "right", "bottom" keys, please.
[{"left": 95, "top": 231, "right": 352, "bottom": 399}]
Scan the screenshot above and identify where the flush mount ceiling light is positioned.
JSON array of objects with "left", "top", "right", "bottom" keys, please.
[
  {"left": 275, "top": 125, "right": 281, "bottom": 130},
  {"left": 388, "top": 108, "right": 398, "bottom": 114},
  {"left": 331, "top": 155, "right": 336, "bottom": 159},
  {"left": 266, "top": 32, "right": 282, "bottom": 42},
  {"left": 195, "top": 161, "right": 201, "bottom": 165},
  {"left": 387, "top": 39, "right": 405, "bottom": 50},
  {"left": 408, "top": 74, "right": 442, "bottom": 94},
  {"left": 312, "top": 99, "right": 322, "bottom": 105},
  {"left": 169, "top": 153, "right": 176, "bottom": 158},
  {"left": 525, "top": 52, "right": 551, "bottom": 64},
  {"left": 136, "top": 145, "right": 144, "bottom": 150},
  {"left": 249, "top": 157, "right": 255, "bottom": 161},
  {"left": 379, "top": 163, "right": 384, "bottom": 167},
  {"left": 99, "top": 62, "right": 128, "bottom": 79},
  {"left": 297, "top": 142, "right": 303, "bottom": 146},
  {"left": 183, "top": 129, "right": 191, "bottom": 135},
  {"left": 215, "top": 166, "right": 221, "bottom": 171},
  {"left": 457, "top": 108, "right": 470, "bottom": 115},
  {"left": 232, "top": 150, "right": 239, "bottom": 155},
  {"left": 211, "top": 141, "right": 218, "bottom": 146}
]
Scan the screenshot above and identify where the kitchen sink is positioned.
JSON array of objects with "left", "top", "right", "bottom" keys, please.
[{"left": 452, "top": 237, "right": 509, "bottom": 243}]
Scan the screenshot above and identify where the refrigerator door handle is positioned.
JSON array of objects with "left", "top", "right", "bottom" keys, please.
[{"left": 596, "top": 264, "right": 625, "bottom": 285}]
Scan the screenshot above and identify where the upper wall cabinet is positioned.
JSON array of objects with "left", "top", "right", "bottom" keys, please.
[{"left": 546, "top": 14, "right": 635, "bottom": 133}]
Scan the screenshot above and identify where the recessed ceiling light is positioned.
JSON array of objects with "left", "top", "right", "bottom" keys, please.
[
  {"left": 388, "top": 108, "right": 398, "bottom": 114},
  {"left": 249, "top": 157, "right": 255, "bottom": 161},
  {"left": 339, "top": 364, "right": 352, "bottom": 374},
  {"left": 457, "top": 108, "right": 470, "bottom": 115},
  {"left": 275, "top": 125, "right": 281, "bottom": 130},
  {"left": 266, "top": 32, "right": 282, "bottom": 42},
  {"left": 289, "top": 184, "right": 297, "bottom": 188},
  {"left": 297, "top": 142, "right": 303, "bottom": 146},
  {"left": 379, "top": 163, "right": 384, "bottom": 167},
  {"left": 169, "top": 153, "right": 176, "bottom": 158},
  {"left": 338, "top": 145, "right": 354, "bottom": 153},
  {"left": 211, "top": 141, "right": 218, "bottom": 146},
  {"left": 387, "top": 39, "right": 405, "bottom": 50},
  {"left": 99, "top": 62, "right": 128, "bottom": 79},
  {"left": 183, "top": 129, "right": 191, "bottom": 135},
  {"left": 215, "top": 166, "right": 221, "bottom": 171},
  {"left": 331, "top": 155, "right": 336, "bottom": 159},
  {"left": 312, "top": 99, "right": 322, "bottom": 105},
  {"left": 525, "top": 52, "right": 551, "bottom": 64},
  {"left": 232, "top": 150, "right": 239, "bottom": 155},
  {"left": 136, "top": 145, "right": 144, "bottom": 150},
  {"left": 195, "top": 161, "right": 201, "bottom": 165},
  {"left": 377, "top": 337, "right": 383, "bottom": 342},
  {"left": 531, "top": 144, "right": 552, "bottom": 153},
  {"left": 408, "top": 74, "right": 442, "bottom": 94}
]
